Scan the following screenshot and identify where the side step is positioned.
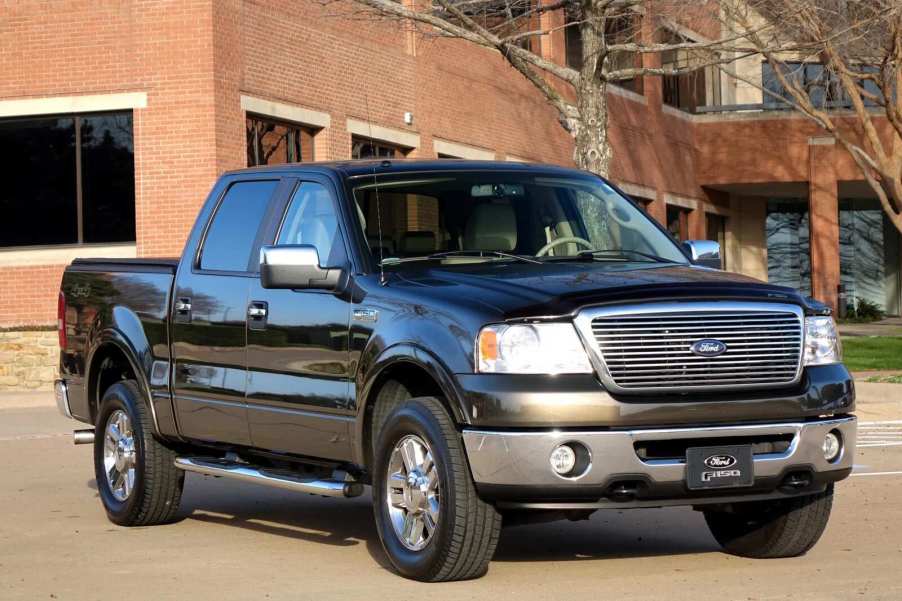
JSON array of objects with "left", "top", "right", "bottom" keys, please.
[{"left": 174, "top": 457, "right": 365, "bottom": 498}]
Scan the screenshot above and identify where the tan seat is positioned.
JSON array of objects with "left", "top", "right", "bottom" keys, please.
[{"left": 464, "top": 202, "right": 517, "bottom": 251}]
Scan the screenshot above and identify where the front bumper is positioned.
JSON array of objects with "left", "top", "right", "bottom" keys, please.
[{"left": 463, "top": 415, "right": 856, "bottom": 508}]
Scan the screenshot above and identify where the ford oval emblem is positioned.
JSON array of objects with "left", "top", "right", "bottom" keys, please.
[
  {"left": 704, "top": 454, "right": 737, "bottom": 469},
  {"left": 690, "top": 339, "right": 727, "bottom": 357}
]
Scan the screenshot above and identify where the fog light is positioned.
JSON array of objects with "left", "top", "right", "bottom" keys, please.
[
  {"left": 550, "top": 444, "right": 577, "bottom": 475},
  {"left": 823, "top": 431, "right": 841, "bottom": 462}
]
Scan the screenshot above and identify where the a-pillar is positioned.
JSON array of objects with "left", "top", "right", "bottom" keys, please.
[{"left": 808, "top": 137, "right": 840, "bottom": 312}]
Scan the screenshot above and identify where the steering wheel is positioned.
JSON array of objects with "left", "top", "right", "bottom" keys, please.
[{"left": 535, "top": 236, "right": 593, "bottom": 257}]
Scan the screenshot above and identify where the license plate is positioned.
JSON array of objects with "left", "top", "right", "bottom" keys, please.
[{"left": 686, "top": 445, "right": 755, "bottom": 490}]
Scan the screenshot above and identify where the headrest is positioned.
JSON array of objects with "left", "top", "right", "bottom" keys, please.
[{"left": 464, "top": 202, "right": 517, "bottom": 251}]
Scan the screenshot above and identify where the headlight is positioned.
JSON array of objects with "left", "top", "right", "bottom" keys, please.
[
  {"left": 477, "top": 323, "right": 593, "bottom": 374},
  {"left": 803, "top": 316, "right": 842, "bottom": 366}
]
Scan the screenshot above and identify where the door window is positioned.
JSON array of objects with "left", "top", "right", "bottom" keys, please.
[
  {"left": 277, "top": 182, "right": 347, "bottom": 267},
  {"left": 201, "top": 180, "right": 278, "bottom": 272}
]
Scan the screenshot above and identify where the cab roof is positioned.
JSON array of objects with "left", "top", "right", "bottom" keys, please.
[{"left": 224, "top": 158, "right": 592, "bottom": 180}]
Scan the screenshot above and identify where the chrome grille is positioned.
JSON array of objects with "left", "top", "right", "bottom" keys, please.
[{"left": 575, "top": 303, "right": 804, "bottom": 392}]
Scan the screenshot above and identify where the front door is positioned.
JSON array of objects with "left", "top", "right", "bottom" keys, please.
[
  {"left": 171, "top": 178, "right": 281, "bottom": 446},
  {"left": 245, "top": 179, "right": 355, "bottom": 460}
]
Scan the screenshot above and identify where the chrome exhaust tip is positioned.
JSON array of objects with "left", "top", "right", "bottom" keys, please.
[{"left": 73, "top": 429, "right": 95, "bottom": 445}]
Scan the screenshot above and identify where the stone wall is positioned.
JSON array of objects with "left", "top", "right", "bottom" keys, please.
[{"left": 0, "top": 329, "right": 58, "bottom": 391}]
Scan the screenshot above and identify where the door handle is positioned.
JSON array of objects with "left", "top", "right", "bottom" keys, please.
[
  {"left": 174, "top": 297, "right": 192, "bottom": 323},
  {"left": 247, "top": 301, "right": 268, "bottom": 331}
]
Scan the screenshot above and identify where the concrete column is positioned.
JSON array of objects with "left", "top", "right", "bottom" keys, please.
[{"left": 808, "top": 139, "right": 840, "bottom": 311}]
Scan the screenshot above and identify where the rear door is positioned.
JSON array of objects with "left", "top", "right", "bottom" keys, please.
[
  {"left": 170, "top": 177, "right": 283, "bottom": 445},
  {"left": 244, "top": 176, "right": 355, "bottom": 460}
]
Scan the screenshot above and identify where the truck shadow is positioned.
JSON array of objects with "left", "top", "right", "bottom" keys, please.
[{"left": 168, "top": 474, "right": 720, "bottom": 568}]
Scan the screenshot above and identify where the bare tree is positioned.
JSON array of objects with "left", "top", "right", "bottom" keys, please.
[
  {"left": 720, "top": 0, "right": 902, "bottom": 232},
  {"left": 342, "top": 0, "right": 752, "bottom": 176}
]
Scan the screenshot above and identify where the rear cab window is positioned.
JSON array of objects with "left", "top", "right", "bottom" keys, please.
[{"left": 200, "top": 180, "right": 279, "bottom": 272}]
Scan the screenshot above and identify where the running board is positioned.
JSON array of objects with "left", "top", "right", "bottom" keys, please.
[{"left": 174, "top": 457, "right": 364, "bottom": 498}]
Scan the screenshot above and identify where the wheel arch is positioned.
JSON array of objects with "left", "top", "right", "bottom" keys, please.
[
  {"left": 86, "top": 328, "right": 157, "bottom": 432},
  {"left": 354, "top": 344, "right": 469, "bottom": 470}
]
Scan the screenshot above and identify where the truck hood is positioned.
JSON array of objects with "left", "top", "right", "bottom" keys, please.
[{"left": 390, "top": 261, "right": 809, "bottom": 318}]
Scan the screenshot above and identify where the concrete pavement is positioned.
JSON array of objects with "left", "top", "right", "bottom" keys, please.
[{"left": 2, "top": 393, "right": 902, "bottom": 600}]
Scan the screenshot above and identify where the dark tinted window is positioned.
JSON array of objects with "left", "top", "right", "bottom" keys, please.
[
  {"left": 0, "top": 111, "right": 135, "bottom": 249},
  {"left": 81, "top": 114, "right": 135, "bottom": 243},
  {"left": 201, "top": 180, "right": 278, "bottom": 272},
  {"left": 0, "top": 117, "right": 77, "bottom": 247}
]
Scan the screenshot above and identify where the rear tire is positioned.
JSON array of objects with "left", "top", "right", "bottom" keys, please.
[
  {"left": 372, "top": 396, "right": 502, "bottom": 582},
  {"left": 93, "top": 380, "right": 184, "bottom": 526},
  {"left": 703, "top": 485, "right": 834, "bottom": 558}
]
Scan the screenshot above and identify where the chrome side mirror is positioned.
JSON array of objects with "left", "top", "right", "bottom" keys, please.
[
  {"left": 259, "top": 245, "right": 343, "bottom": 290},
  {"left": 682, "top": 240, "right": 722, "bottom": 269}
]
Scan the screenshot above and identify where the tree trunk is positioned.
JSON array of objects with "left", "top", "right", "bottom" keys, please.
[{"left": 571, "top": 79, "right": 612, "bottom": 176}]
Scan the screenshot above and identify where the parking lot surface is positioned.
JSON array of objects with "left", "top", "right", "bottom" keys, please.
[{"left": 2, "top": 405, "right": 901, "bottom": 601}]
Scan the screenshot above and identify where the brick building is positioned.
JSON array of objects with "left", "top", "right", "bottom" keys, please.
[{"left": 0, "top": 1, "right": 893, "bottom": 390}]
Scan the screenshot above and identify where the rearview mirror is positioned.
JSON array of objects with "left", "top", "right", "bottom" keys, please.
[
  {"left": 682, "top": 240, "right": 722, "bottom": 270},
  {"left": 259, "top": 245, "right": 343, "bottom": 290}
]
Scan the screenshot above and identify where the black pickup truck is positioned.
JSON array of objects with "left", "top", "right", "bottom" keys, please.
[{"left": 56, "top": 160, "right": 855, "bottom": 581}]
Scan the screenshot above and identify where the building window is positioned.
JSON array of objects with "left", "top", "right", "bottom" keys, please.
[
  {"left": 661, "top": 31, "right": 721, "bottom": 112},
  {"left": 351, "top": 137, "right": 405, "bottom": 159},
  {"left": 761, "top": 62, "right": 880, "bottom": 109},
  {"left": 564, "top": 9, "right": 643, "bottom": 95},
  {"left": 631, "top": 196, "right": 652, "bottom": 211},
  {"left": 705, "top": 213, "right": 727, "bottom": 269},
  {"left": 839, "top": 198, "right": 901, "bottom": 315},
  {"left": 0, "top": 111, "right": 135, "bottom": 248},
  {"left": 666, "top": 205, "right": 690, "bottom": 241},
  {"left": 766, "top": 199, "right": 811, "bottom": 297},
  {"left": 246, "top": 116, "right": 315, "bottom": 167}
]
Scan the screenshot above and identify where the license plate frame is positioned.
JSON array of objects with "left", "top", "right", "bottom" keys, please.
[{"left": 686, "top": 445, "right": 755, "bottom": 490}]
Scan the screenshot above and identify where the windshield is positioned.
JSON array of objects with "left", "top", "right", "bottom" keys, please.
[{"left": 351, "top": 171, "right": 688, "bottom": 267}]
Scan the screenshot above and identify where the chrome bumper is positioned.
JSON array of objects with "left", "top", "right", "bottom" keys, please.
[
  {"left": 462, "top": 416, "right": 856, "bottom": 489},
  {"left": 54, "top": 379, "right": 73, "bottom": 419}
]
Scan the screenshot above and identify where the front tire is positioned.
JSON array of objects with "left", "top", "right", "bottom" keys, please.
[
  {"left": 93, "top": 380, "right": 184, "bottom": 526},
  {"left": 703, "top": 485, "right": 834, "bottom": 558},
  {"left": 372, "top": 396, "right": 502, "bottom": 582}
]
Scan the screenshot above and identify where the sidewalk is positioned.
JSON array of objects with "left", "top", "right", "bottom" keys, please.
[{"left": 838, "top": 317, "right": 902, "bottom": 337}]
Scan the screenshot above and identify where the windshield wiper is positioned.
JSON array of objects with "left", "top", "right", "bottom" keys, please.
[
  {"left": 380, "top": 250, "right": 541, "bottom": 266},
  {"left": 573, "top": 249, "right": 679, "bottom": 263}
]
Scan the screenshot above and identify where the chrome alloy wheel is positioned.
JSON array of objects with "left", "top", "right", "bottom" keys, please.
[
  {"left": 102, "top": 409, "right": 136, "bottom": 502},
  {"left": 386, "top": 434, "right": 440, "bottom": 551}
]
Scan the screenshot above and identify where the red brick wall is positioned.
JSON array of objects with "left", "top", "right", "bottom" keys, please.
[
  {"left": 0, "top": 0, "right": 879, "bottom": 328},
  {"left": 0, "top": 1, "right": 220, "bottom": 327}
]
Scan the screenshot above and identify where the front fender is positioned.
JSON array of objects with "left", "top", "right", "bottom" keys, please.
[{"left": 352, "top": 342, "right": 469, "bottom": 467}]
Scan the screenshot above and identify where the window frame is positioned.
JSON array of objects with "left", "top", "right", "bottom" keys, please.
[
  {"left": 272, "top": 179, "right": 350, "bottom": 269},
  {"left": 194, "top": 176, "right": 286, "bottom": 277},
  {"left": 351, "top": 136, "right": 407, "bottom": 159},
  {"left": 0, "top": 109, "right": 136, "bottom": 250},
  {"left": 246, "top": 114, "right": 316, "bottom": 167},
  {"left": 263, "top": 175, "right": 355, "bottom": 273}
]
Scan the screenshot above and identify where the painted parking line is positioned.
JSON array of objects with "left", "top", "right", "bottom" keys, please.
[
  {"left": 852, "top": 471, "right": 902, "bottom": 477},
  {"left": 855, "top": 421, "right": 902, "bottom": 448},
  {"left": 0, "top": 432, "right": 70, "bottom": 442}
]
